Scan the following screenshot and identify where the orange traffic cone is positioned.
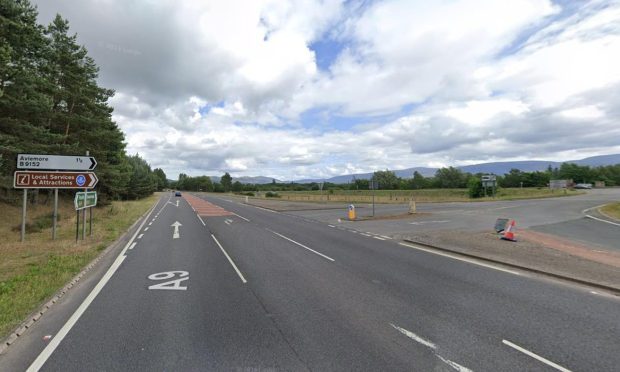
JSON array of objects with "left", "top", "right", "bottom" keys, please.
[{"left": 501, "top": 220, "right": 517, "bottom": 242}]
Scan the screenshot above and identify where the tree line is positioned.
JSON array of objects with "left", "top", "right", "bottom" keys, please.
[
  {"left": 171, "top": 162, "right": 619, "bottom": 197},
  {"left": 0, "top": 0, "right": 165, "bottom": 203}
]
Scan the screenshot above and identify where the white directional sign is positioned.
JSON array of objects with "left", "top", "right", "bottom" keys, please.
[
  {"left": 171, "top": 221, "right": 182, "bottom": 239},
  {"left": 17, "top": 154, "right": 97, "bottom": 170}
]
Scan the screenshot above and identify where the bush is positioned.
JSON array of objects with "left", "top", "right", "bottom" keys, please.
[
  {"left": 265, "top": 191, "right": 279, "bottom": 198},
  {"left": 468, "top": 177, "right": 484, "bottom": 198}
]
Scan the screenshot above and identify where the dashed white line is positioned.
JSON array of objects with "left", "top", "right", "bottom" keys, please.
[
  {"left": 399, "top": 242, "right": 522, "bottom": 276},
  {"left": 373, "top": 236, "right": 386, "bottom": 241},
  {"left": 144, "top": 227, "right": 149, "bottom": 231},
  {"left": 138, "top": 234, "right": 144, "bottom": 239},
  {"left": 361, "top": 233, "right": 372, "bottom": 237},
  {"left": 328, "top": 225, "right": 335, "bottom": 228},
  {"left": 380, "top": 235, "right": 392, "bottom": 240},
  {"left": 390, "top": 323, "right": 436, "bottom": 349},
  {"left": 211, "top": 234, "right": 247, "bottom": 284},
  {"left": 502, "top": 339, "right": 572, "bottom": 372},
  {"left": 267, "top": 229, "right": 335, "bottom": 262},
  {"left": 148, "top": 222, "right": 152, "bottom": 226},
  {"left": 390, "top": 324, "right": 472, "bottom": 372},
  {"left": 233, "top": 213, "right": 250, "bottom": 222},
  {"left": 128, "top": 242, "right": 137, "bottom": 250},
  {"left": 197, "top": 214, "right": 206, "bottom": 226}
]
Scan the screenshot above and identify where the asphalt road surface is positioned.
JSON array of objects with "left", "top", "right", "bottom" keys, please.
[{"left": 2, "top": 193, "right": 619, "bottom": 371}]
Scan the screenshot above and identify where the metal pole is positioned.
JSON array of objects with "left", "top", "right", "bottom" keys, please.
[
  {"left": 82, "top": 150, "right": 88, "bottom": 240},
  {"left": 52, "top": 188, "right": 58, "bottom": 240},
  {"left": 21, "top": 189, "right": 27, "bottom": 242},
  {"left": 372, "top": 189, "right": 375, "bottom": 217},
  {"left": 76, "top": 209, "right": 79, "bottom": 243}
]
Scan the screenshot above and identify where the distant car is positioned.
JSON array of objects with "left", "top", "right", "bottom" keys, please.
[
  {"left": 574, "top": 183, "right": 592, "bottom": 189},
  {"left": 175, "top": 191, "right": 182, "bottom": 196}
]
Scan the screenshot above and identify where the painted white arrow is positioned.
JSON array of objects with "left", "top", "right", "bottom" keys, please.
[{"left": 171, "top": 221, "right": 182, "bottom": 239}]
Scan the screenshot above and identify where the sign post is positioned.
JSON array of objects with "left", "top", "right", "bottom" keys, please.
[
  {"left": 17, "top": 154, "right": 97, "bottom": 170},
  {"left": 14, "top": 153, "right": 97, "bottom": 242},
  {"left": 481, "top": 174, "right": 497, "bottom": 197}
]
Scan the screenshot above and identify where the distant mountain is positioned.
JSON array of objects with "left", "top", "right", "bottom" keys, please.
[
  {"left": 222, "top": 153, "right": 620, "bottom": 184},
  {"left": 233, "top": 176, "right": 280, "bottom": 184},
  {"left": 571, "top": 154, "right": 620, "bottom": 167}
]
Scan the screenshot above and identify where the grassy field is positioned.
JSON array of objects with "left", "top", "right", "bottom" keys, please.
[
  {"left": 601, "top": 202, "right": 620, "bottom": 220},
  {"left": 273, "top": 187, "right": 582, "bottom": 203},
  {"left": 0, "top": 193, "right": 158, "bottom": 339}
]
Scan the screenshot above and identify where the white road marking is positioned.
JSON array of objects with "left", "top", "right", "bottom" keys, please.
[
  {"left": 390, "top": 324, "right": 436, "bottom": 349},
  {"left": 399, "top": 243, "right": 522, "bottom": 276},
  {"left": 585, "top": 214, "right": 620, "bottom": 227},
  {"left": 148, "top": 271, "right": 189, "bottom": 291},
  {"left": 436, "top": 354, "right": 473, "bottom": 372},
  {"left": 380, "top": 235, "right": 392, "bottom": 239},
  {"left": 391, "top": 324, "right": 472, "bottom": 372},
  {"left": 148, "top": 222, "right": 152, "bottom": 226},
  {"left": 233, "top": 213, "right": 250, "bottom": 222},
  {"left": 582, "top": 203, "right": 608, "bottom": 214},
  {"left": 171, "top": 221, "right": 182, "bottom": 239},
  {"left": 267, "top": 229, "right": 335, "bottom": 262},
  {"left": 211, "top": 234, "right": 247, "bottom": 283},
  {"left": 361, "top": 233, "right": 372, "bottom": 237},
  {"left": 197, "top": 214, "right": 206, "bottom": 226},
  {"left": 138, "top": 234, "right": 144, "bottom": 239},
  {"left": 128, "top": 242, "right": 137, "bottom": 250},
  {"left": 350, "top": 230, "right": 358, "bottom": 233},
  {"left": 328, "top": 225, "right": 335, "bottom": 228},
  {"left": 373, "top": 236, "right": 386, "bottom": 240},
  {"left": 26, "top": 198, "right": 159, "bottom": 372},
  {"left": 502, "top": 339, "right": 572, "bottom": 372},
  {"left": 410, "top": 220, "right": 451, "bottom": 225},
  {"left": 254, "top": 205, "right": 277, "bottom": 213},
  {"left": 144, "top": 227, "right": 149, "bottom": 231},
  {"left": 224, "top": 219, "right": 233, "bottom": 225}
]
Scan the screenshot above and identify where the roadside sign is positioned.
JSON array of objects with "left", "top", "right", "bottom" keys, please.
[
  {"left": 16, "top": 154, "right": 97, "bottom": 170},
  {"left": 74, "top": 191, "right": 97, "bottom": 210},
  {"left": 13, "top": 171, "right": 98, "bottom": 189}
]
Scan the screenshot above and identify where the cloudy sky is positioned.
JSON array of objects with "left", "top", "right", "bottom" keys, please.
[{"left": 33, "top": 0, "right": 620, "bottom": 180}]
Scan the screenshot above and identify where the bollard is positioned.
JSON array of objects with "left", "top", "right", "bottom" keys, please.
[
  {"left": 348, "top": 204, "right": 356, "bottom": 220},
  {"left": 409, "top": 200, "right": 416, "bottom": 214}
]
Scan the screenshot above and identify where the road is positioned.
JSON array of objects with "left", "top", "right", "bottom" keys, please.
[
  {"left": 284, "top": 188, "right": 620, "bottom": 252},
  {"left": 2, "top": 192, "right": 619, "bottom": 371}
]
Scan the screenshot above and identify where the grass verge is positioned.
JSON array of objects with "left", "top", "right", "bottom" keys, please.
[
  {"left": 0, "top": 193, "right": 159, "bottom": 339},
  {"left": 273, "top": 188, "right": 583, "bottom": 203},
  {"left": 600, "top": 202, "right": 620, "bottom": 220}
]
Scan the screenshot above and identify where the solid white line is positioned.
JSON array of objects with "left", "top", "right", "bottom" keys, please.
[
  {"left": 233, "top": 213, "right": 250, "bottom": 222},
  {"left": 267, "top": 229, "right": 335, "bottom": 262},
  {"left": 211, "top": 234, "right": 247, "bottom": 284},
  {"left": 502, "top": 339, "right": 572, "bottom": 372},
  {"left": 128, "top": 242, "right": 137, "bottom": 250},
  {"left": 27, "top": 197, "right": 158, "bottom": 372},
  {"left": 399, "top": 243, "right": 522, "bottom": 276},
  {"left": 253, "top": 205, "right": 277, "bottom": 213},
  {"left": 582, "top": 203, "right": 608, "bottom": 214},
  {"left": 390, "top": 323, "right": 436, "bottom": 349},
  {"left": 197, "top": 214, "right": 206, "bottom": 226},
  {"left": 373, "top": 236, "right": 386, "bottom": 240},
  {"left": 138, "top": 234, "right": 144, "bottom": 239},
  {"left": 585, "top": 214, "right": 620, "bottom": 227}
]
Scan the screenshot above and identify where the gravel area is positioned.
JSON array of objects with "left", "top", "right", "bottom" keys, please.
[{"left": 401, "top": 229, "right": 620, "bottom": 290}]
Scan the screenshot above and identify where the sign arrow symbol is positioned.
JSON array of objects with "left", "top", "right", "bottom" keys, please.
[
  {"left": 171, "top": 221, "right": 182, "bottom": 239},
  {"left": 89, "top": 157, "right": 97, "bottom": 170}
]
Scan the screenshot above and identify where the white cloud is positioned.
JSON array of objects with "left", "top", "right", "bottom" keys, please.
[{"left": 32, "top": 0, "right": 620, "bottom": 180}]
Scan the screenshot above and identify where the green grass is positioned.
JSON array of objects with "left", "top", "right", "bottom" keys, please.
[
  {"left": 601, "top": 202, "right": 620, "bottom": 220},
  {"left": 275, "top": 187, "right": 582, "bottom": 203},
  {"left": 0, "top": 193, "right": 159, "bottom": 338}
]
